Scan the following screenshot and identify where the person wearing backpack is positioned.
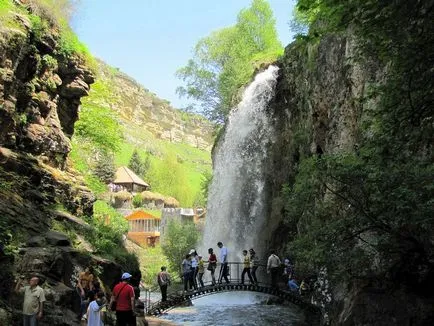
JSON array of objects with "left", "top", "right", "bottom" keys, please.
[
  {"left": 110, "top": 273, "right": 135, "bottom": 326},
  {"left": 157, "top": 266, "right": 171, "bottom": 302}
]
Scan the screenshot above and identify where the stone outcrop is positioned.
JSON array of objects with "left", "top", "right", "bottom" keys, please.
[
  {"left": 259, "top": 29, "right": 433, "bottom": 326},
  {"left": 94, "top": 60, "right": 214, "bottom": 151},
  {"left": 0, "top": 3, "right": 108, "bottom": 325}
]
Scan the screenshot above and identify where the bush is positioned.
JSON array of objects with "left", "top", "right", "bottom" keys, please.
[
  {"left": 132, "top": 194, "right": 143, "bottom": 208},
  {"left": 161, "top": 220, "right": 200, "bottom": 275}
]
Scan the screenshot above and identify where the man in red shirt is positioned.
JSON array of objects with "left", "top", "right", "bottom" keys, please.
[{"left": 110, "top": 272, "right": 135, "bottom": 326}]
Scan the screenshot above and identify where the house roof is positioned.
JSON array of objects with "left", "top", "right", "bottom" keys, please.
[
  {"left": 113, "top": 166, "right": 149, "bottom": 188},
  {"left": 125, "top": 210, "right": 159, "bottom": 220}
]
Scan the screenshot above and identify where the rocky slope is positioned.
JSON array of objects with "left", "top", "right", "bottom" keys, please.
[
  {"left": 93, "top": 59, "right": 214, "bottom": 151},
  {"left": 0, "top": 2, "right": 124, "bottom": 325}
]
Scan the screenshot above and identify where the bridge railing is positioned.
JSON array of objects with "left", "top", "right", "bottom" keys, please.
[{"left": 140, "top": 261, "right": 292, "bottom": 314}]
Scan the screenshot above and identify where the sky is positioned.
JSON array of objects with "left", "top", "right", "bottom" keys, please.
[{"left": 72, "top": 0, "right": 297, "bottom": 109}]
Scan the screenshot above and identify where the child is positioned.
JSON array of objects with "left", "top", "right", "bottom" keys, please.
[
  {"left": 197, "top": 255, "right": 205, "bottom": 287},
  {"left": 87, "top": 291, "right": 106, "bottom": 326}
]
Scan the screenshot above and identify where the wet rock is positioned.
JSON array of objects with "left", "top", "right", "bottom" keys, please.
[
  {"left": 45, "top": 231, "right": 71, "bottom": 247},
  {"left": 26, "top": 236, "right": 45, "bottom": 247}
]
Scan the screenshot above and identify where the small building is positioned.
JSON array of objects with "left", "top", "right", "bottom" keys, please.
[
  {"left": 125, "top": 210, "right": 160, "bottom": 247},
  {"left": 112, "top": 166, "right": 149, "bottom": 193},
  {"left": 160, "top": 207, "right": 206, "bottom": 241}
]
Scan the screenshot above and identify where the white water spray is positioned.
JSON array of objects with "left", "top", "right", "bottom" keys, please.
[{"left": 201, "top": 65, "right": 279, "bottom": 260}]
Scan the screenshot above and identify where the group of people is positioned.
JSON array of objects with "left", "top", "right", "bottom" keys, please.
[{"left": 179, "top": 242, "right": 261, "bottom": 292}]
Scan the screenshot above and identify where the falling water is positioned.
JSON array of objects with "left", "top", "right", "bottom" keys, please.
[{"left": 201, "top": 65, "right": 279, "bottom": 260}]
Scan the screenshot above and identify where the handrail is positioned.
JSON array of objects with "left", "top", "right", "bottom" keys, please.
[{"left": 140, "top": 261, "right": 303, "bottom": 314}]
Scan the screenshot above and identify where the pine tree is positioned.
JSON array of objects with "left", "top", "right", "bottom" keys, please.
[
  {"left": 93, "top": 151, "right": 116, "bottom": 184},
  {"left": 128, "top": 149, "right": 149, "bottom": 178}
]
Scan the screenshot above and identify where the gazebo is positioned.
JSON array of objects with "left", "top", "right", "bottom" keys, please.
[
  {"left": 125, "top": 210, "right": 160, "bottom": 247},
  {"left": 112, "top": 166, "right": 149, "bottom": 193}
]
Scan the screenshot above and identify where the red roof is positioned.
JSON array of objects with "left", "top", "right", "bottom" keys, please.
[{"left": 125, "top": 210, "right": 158, "bottom": 221}]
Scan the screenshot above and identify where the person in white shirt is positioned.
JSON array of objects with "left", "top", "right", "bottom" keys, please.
[
  {"left": 217, "top": 242, "right": 230, "bottom": 284},
  {"left": 189, "top": 249, "right": 198, "bottom": 290},
  {"left": 267, "top": 250, "right": 281, "bottom": 288}
]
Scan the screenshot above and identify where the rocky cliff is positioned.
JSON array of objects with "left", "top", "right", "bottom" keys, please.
[
  {"left": 0, "top": 2, "right": 123, "bottom": 325},
  {"left": 93, "top": 59, "right": 214, "bottom": 151},
  {"left": 260, "top": 2, "right": 433, "bottom": 325}
]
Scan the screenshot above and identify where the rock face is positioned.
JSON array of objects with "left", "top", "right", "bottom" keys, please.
[
  {"left": 0, "top": 18, "right": 94, "bottom": 167},
  {"left": 259, "top": 31, "right": 433, "bottom": 325},
  {"left": 0, "top": 4, "right": 106, "bottom": 325},
  {"left": 94, "top": 60, "right": 214, "bottom": 151}
]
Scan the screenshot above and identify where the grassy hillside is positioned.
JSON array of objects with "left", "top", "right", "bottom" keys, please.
[{"left": 70, "top": 59, "right": 214, "bottom": 207}]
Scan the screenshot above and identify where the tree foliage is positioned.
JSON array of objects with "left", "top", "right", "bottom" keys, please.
[
  {"left": 93, "top": 151, "right": 116, "bottom": 184},
  {"left": 128, "top": 149, "right": 150, "bottom": 179},
  {"left": 75, "top": 106, "right": 122, "bottom": 153},
  {"left": 161, "top": 220, "right": 200, "bottom": 275},
  {"left": 176, "top": 0, "right": 283, "bottom": 122}
]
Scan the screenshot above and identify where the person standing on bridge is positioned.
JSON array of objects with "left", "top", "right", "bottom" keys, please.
[
  {"left": 181, "top": 254, "right": 192, "bottom": 292},
  {"left": 207, "top": 248, "right": 217, "bottom": 285},
  {"left": 217, "top": 242, "right": 230, "bottom": 284},
  {"left": 197, "top": 256, "right": 205, "bottom": 287},
  {"left": 267, "top": 250, "right": 281, "bottom": 288},
  {"left": 157, "top": 266, "right": 171, "bottom": 302},
  {"left": 249, "top": 248, "right": 259, "bottom": 284},
  {"left": 241, "top": 250, "right": 255, "bottom": 285}
]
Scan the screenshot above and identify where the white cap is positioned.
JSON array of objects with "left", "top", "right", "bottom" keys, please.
[{"left": 121, "top": 272, "right": 132, "bottom": 280}]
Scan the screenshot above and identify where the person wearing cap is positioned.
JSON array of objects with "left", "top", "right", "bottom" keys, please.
[{"left": 110, "top": 272, "right": 135, "bottom": 326}]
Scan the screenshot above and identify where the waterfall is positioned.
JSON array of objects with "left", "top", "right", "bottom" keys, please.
[{"left": 201, "top": 65, "right": 279, "bottom": 261}]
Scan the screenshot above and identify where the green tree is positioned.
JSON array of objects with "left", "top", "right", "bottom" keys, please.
[
  {"left": 161, "top": 220, "right": 200, "bottom": 275},
  {"left": 176, "top": 0, "right": 283, "bottom": 122},
  {"left": 93, "top": 151, "right": 116, "bottom": 184},
  {"left": 128, "top": 149, "right": 150, "bottom": 178}
]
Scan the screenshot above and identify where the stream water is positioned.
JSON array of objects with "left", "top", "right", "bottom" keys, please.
[{"left": 156, "top": 292, "right": 307, "bottom": 326}]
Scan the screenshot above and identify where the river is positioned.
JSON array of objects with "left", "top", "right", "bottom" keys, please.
[{"left": 153, "top": 291, "right": 308, "bottom": 325}]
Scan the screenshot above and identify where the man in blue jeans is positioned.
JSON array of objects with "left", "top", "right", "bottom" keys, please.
[{"left": 15, "top": 276, "right": 46, "bottom": 326}]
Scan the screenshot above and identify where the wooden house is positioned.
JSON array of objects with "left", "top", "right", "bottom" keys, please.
[
  {"left": 125, "top": 210, "right": 160, "bottom": 247},
  {"left": 112, "top": 166, "right": 149, "bottom": 193}
]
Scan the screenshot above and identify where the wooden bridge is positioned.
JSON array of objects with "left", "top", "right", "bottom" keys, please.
[{"left": 141, "top": 262, "right": 321, "bottom": 318}]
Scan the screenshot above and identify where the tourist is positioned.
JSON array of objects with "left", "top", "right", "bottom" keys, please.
[
  {"left": 86, "top": 290, "right": 106, "bottom": 326},
  {"left": 197, "top": 255, "right": 205, "bottom": 287},
  {"left": 241, "top": 250, "right": 255, "bottom": 285},
  {"left": 207, "top": 248, "right": 217, "bottom": 285},
  {"left": 283, "top": 258, "right": 294, "bottom": 281},
  {"left": 15, "top": 276, "right": 46, "bottom": 326},
  {"left": 189, "top": 249, "right": 198, "bottom": 289},
  {"left": 267, "top": 250, "right": 281, "bottom": 288},
  {"left": 299, "top": 279, "right": 309, "bottom": 296},
  {"left": 217, "top": 241, "right": 230, "bottom": 284},
  {"left": 157, "top": 266, "right": 171, "bottom": 302},
  {"left": 288, "top": 277, "right": 299, "bottom": 292},
  {"left": 249, "top": 248, "right": 259, "bottom": 284},
  {"left": 181, "top": 254, "right": 192, "bottom": 292},
  {"left": 77, "top": 267, "right": 95, "bottom": 319},
  {"left": 110, "top": 272, "right": 135, "bottom": 326}
]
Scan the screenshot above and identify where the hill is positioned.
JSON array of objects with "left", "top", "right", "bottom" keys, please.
[{"left": 70, "top": 59, "right": 215, "bottom": 207}]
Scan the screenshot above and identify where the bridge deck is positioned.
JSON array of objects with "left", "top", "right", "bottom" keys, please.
[{"left": 145, "top": 282, "right": 320, "bottom": 316}]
